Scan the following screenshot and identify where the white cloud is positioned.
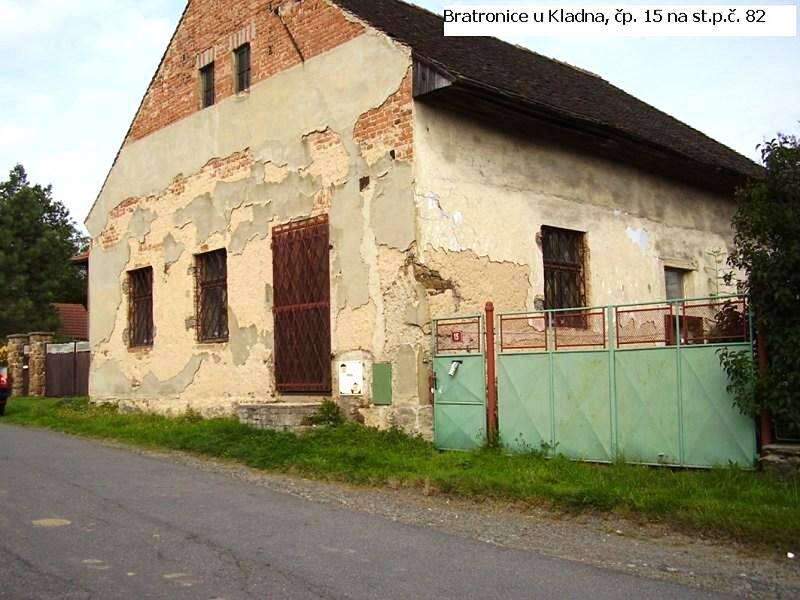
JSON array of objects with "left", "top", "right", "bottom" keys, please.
[{"left": 0, "top": 0, "right": 182, "bottom": 229}]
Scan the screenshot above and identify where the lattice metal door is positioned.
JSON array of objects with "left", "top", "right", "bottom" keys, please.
[{"left": 272, "top": 215, "right": 331, "bottom": 393}]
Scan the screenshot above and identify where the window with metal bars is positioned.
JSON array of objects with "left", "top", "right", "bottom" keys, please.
[
  {"left": 234, "top": 43, "right": 251, "bottom": 93},
  {"left": 128, "top": 267, "right": 154, "bottom": 347},
  {"left": 196, "top": 249, "right": 229, "bottom": 343},
  {"left": 542, "top": 226, "right": 586, "bottom": 310},
  {"left": 200, "top": 62, "right": 215, "bottom": 108}
]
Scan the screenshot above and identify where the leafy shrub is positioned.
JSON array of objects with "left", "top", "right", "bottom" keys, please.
[
  {"left": 724, "top": 135, "right": 800, "bottom": 429},
  {"left": 303, "top": 399, "right": 344, "bottom": 427}
]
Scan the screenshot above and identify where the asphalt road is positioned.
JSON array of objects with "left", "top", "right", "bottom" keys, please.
[{"left": 0, "top": 425, "right": 722, "bottom": 599}]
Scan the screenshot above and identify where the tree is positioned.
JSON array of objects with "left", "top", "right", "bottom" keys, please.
[
  {"left": 720, "top": 134, "right": 800, "bottom": 430},
  {"left": 0, "top": 165, "right": 88, "bottom": 340}
]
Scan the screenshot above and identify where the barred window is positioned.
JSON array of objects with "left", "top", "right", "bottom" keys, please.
[
  {"left": 542, "top": 226, "right": 586, "bottom": 310},
  {"left": 196, "top": 249, "right": 229, "bottom": 343},
  {"left": 129, "top": 267, "right": 154, "bottom": 347},
  {"left": 200, "top": 62, "right": 215, "bottom": 108},
  {"left": 234, "top": 43, "right": 251, "bottom": 93}
]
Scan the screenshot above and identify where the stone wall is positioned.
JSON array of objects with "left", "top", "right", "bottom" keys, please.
[{"left": 5, "top": 332, "right": 55, "bottom": 398}]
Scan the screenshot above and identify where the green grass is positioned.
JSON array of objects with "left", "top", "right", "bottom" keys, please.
[{"left": 4, "top": 397, "right": 799, "bottom": 548}]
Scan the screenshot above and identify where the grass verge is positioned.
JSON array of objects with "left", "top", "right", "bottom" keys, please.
[{"left": 4, "top": 397, "right": 799, "bottom": 548}]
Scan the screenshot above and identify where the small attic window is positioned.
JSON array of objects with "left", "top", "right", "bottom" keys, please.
[
  {"left": 234, "top": 43, "right": 251, "bottom": 93},
  {"left": 200, "top": 62, "right": 215, "bottom": 108}
]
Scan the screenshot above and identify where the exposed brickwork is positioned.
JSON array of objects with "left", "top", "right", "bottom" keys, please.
[
  {"left": 99, "top": 151, "right": 255, "bottom": 250},
  {"left": 128, "top": 0, "right": 365, "bottom": 143},
  {"left": 110, "top": 196, "right": 144, "bottom": 220},
  {"left": 353, "top": 68, "right": 414, "bottom": 165}
]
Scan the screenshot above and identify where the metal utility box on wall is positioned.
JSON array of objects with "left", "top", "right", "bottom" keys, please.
[
  {"left": 372, "top": 363, "right": 393, "bottom": 406},
  {"left": 338, "top": 361, "right": 364, "bottom": 396}
]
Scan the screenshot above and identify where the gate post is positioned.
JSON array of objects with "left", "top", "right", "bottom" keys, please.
[
  {"left": 485, "top": 301, "right": 497, "bottom": 445},
  {"left": 28, "top": 332, "right": 54, "bottom": 398},
  {"left": 7, "top": 334, "right": 28, "bottom": 397}
]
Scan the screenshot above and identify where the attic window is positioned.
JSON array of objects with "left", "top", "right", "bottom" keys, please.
[
  {"left": 200, "top": 62, "right": 215, "bottom": 108},
  {"left": 234, "top": 43, "right": 251, "bottom": 93}
]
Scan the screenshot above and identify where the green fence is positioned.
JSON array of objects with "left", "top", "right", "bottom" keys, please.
[{"left": 497, "top": 296, "right": 757, "bottom": 468}]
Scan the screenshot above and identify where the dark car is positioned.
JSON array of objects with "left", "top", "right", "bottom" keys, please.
[{"left": 0, "top": 366, "right": 9, "bottom": 416}]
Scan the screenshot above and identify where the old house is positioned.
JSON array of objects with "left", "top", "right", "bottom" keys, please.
[{"left": 86, "top": 0, "right": 759, "bottom": 440}]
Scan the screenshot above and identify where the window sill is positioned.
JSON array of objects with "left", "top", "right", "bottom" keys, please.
[
  {"left": 128, "top": 345, "right": 153, "bottom": 355},
  {"left": 196, "top": 340, "right": 230, "bottom": 348}
]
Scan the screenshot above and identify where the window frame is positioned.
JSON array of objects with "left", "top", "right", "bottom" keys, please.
[
  {"left": 195, "top": 249, "right": 229, "bottom": 343},
  {"left": 128, "top": 267, "right": 154, "bottom": 348},
  {"left": 541, "top": 226, "right": 587, "bottom": 311},
  {"left": 199, "top": 62, "right": 215, "bottom": 109},
  {"left": 664, "top": 267, "right": 687, "bottom": 301},
  {"left": 233, "top": 43, "right": 251, "bottom": 93}
]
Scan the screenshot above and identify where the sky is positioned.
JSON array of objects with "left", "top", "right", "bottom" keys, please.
[{"left": 0, "top": 0, "right": 798, "bottom": 233}]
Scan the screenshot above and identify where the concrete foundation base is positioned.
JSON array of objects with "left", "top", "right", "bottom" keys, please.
[
  {"left": 760, "top": 445, "right": 800, "bottom": 479},
  {"left": 238, "top": 402, "right": 322, "bottom": 432}
]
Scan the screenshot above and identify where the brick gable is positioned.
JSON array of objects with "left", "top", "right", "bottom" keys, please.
[{"left": 127, "top": 0, "right": 365, "bottom": 143}]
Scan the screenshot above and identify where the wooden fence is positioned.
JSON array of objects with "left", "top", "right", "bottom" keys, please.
[{"left": 45, "top": 342, "right": 90, "bottom": 397}]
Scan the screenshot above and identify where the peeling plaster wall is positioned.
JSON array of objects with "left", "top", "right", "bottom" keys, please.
[
  {"left": 413, "top": 103, "right": 738, "bottom": 315},
  {"left": 88, "top": 31, "right": 424, "bottom": 423}
]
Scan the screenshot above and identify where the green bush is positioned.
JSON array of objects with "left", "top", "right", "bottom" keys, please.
[
  {"left": 303, "top": 399, "right": 344, "bottom": 426},
  {"left": 724, "top": 135, "right": 800, "bottom": 428}
]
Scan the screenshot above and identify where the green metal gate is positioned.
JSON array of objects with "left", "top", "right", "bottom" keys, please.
[
  {"left": 432, "top": 315, "right": 487, "bottom": 450},
  {"left": 496, "top": 296, "right": 758, "bottom": 468}
]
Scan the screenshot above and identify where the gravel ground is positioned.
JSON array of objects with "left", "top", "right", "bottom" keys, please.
[{"left": 99, "top": 440, "right": 800, "bottom": 599}]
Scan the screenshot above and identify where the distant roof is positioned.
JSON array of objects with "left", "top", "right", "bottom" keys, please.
[
  {"left": 333, "top": 0, "right": 761, "bottom": 179},
  {"left": 71, "top": 252, "right": 90, "bottom": 265},
  {"left": 52, "top": 304, "right": 89, "bottom": 341}
]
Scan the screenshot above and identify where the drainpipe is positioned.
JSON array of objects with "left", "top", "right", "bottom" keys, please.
[{"left": 485, "top": 301, "right": 497, "bottom": 446}]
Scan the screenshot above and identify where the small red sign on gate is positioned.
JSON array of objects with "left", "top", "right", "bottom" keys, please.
[{"left": 452, "top": 331, "right": 463, "bottom": 343}]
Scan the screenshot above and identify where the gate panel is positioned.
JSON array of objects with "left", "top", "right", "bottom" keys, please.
[
  {"left": 45, "top": 344, "right": 91, "bottom": 397},
  {"left": 434, "top": 355, "right": 486, "bottom": 450},
  {"left": 272, "top": 215, "right": 331, "bottom": 393},
  {"left": 497, "top": 353, "right": 550, "bottom": 452},
  {"left": 433, "top": 316, "right": 486, "bottom": 450},
  {"left": 75, "top": 351, "right": 90, "bottom": 396},
  {"left": 680, "top": 345, "right": 757, "bottom": 467},
  {"left": 615, "top": 348, "right": 680, "bottom": 465},
  {"left": 46, "top": 352, "right": 74, "bottom": 397},
  {"left": 553, "top": 352, "right": 613, "bottom": 462}
]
